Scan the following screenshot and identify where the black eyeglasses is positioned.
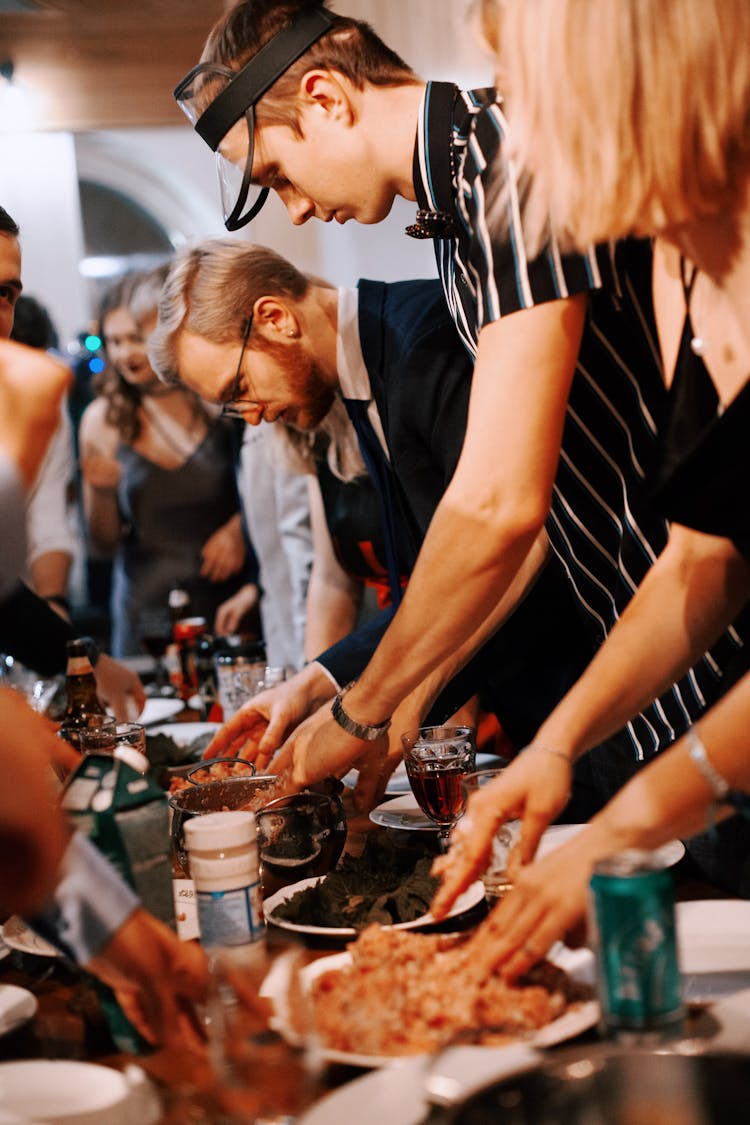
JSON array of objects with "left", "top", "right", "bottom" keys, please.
[{"left": 222, "top": 315, "right": 255, "bottom": 418}]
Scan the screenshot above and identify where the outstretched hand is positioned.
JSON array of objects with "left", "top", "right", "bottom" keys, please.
[
  {"left": 430, "top": 746, "right": 572, "bottom": 919},
  {"left": 87, "top": 907, "right": 209, "bottom": 1051}
]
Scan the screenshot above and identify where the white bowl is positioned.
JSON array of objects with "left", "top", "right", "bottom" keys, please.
[{"left": 0, "top": 1060, "right": 161, "bottom": 1124}]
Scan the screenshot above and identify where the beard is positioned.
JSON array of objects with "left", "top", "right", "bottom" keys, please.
[{"left": 266, "top": 341, "right": 336, "bottom": 430}]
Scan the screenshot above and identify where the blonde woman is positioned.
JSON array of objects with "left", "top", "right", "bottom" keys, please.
[
  {"left": 80, "top": 267, "right": 246, "bottom": 657},
  {"left": 432, "top": 0, "right": 750, "bottom": 973}
]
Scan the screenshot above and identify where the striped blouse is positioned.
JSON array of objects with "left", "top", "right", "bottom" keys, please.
[{"left": 411, "top": 81, "right": 745, "bottom": 761}]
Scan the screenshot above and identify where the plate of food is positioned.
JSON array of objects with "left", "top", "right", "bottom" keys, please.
[
  {"left": 145, "top": 722, "right": 221, "bottom": 783},
  {"left": 265, "top": 877, "right": 484, "bottom": 938},
  {"left": 1, "top": 917, "right": 61, "bottom": 959},
  {"left": 268, "top": 926, "right": 597, "bottom": 1069},
  {"left": 264, "top": 832, "right": 461, "bottom": 937}
]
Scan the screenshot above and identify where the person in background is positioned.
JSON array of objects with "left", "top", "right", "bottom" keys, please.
[
  {"left": 0, "top": 339, "right": 208, "bottom": 1048},
  {"left": 149, "top": 239, "right": 599, "bottom": 811},
  {"left": 429, "top": 0, "right": 750, "bottom": 970},
  {"left": 10, "top": 293, "right": 77, "bottom": 619},
  {"left": 1, "top": 212, "right": 76, "bottom": 617},
  {"left": 216, "top": 419, "right": 313, "bottom": 671},
  {"left": 175, "top": 2, "right": 748, "bottom": 856},
  {"left": 79, "top": 266, "right": 247, "bottom": 657},
  {"left": 0, "top": 207, "right": 144, "bottom": 717}
]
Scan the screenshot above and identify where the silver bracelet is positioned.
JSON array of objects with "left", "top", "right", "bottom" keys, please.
[
  {"left": 331, "top": 681, "right": 392, "bottom": 741},
  {"left": 686, "top": 726, "right": 730, "bottom": 800},
  {"left": 525, "top": 744, "right": 573, "bottom": 767}
]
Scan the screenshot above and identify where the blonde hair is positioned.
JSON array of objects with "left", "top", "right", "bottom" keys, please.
[
  {"left": 200, "top": 0, "right": 419, "bottom": 136},
  {"left": 149, "top": 239, "right": 310, "bottom": 383},
  {"left": 150, "top": 238, "right": 365, "bottom": 483},
  {"left": 500, "top": 0, "right": 750, "bottom": 252}
]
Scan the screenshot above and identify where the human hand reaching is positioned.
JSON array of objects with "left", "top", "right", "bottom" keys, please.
[
  {"left": 200, "top": 516, "right": 245, "bottom": 583},
  {"left": 430, "top": 745, "right": 573, "bottom": 919}
]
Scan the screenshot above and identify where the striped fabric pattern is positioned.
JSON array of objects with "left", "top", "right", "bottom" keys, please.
[{"left": 414, "top": 82, "right": 745, "bottom": 761}]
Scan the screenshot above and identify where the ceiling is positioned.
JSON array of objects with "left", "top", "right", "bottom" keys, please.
[{"left": 0, "top": 0, "right": 228, "bottom": 131}]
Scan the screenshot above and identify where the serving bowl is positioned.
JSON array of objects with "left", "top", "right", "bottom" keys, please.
[{"left": 169, "top": 776, "right": 346, "bottom": 894}]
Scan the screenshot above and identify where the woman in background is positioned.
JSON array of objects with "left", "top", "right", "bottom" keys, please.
[{"left": 79, "top": 267, "right": 246, "bottom": 657}]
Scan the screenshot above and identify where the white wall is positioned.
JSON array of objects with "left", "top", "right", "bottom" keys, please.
[{"left": 0, "top": 0, "right": 494, "bottom": 346}]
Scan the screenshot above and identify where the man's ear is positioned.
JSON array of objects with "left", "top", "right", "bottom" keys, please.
[
  {"left": 297, "top": 68, "right": 355, "bottom": 125},
  {"left": 253, "top": 296, "right": 300, "bottom": 339}
]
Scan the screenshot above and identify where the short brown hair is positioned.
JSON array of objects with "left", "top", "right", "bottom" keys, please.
[{"left": 200, "top": 0, "right": 418, "bottom": 134}]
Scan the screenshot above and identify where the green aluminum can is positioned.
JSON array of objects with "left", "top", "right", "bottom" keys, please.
[{"left": 589, "top": 849, "right": 683, "bottom": 1039}]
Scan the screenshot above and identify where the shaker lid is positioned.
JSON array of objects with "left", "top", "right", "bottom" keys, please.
[{"left": 184, "top": 810, "right": 256, "bottom": 849}]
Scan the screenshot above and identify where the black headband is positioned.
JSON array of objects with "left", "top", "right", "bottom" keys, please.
[{"left": 192, "top": 6, "right": 335, "bottom": 151}]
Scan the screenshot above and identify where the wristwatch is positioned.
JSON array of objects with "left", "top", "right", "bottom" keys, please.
[{"left": 331, "top": 681, "right": 391, "bottom": 741}]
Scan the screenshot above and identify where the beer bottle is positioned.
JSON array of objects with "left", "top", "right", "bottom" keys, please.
[{"left": 58, "top": 638, "right": 107, "bottom": 753}]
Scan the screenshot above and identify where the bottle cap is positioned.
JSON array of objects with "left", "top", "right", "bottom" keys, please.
[{"left": 184, "top": 810, "right": 257, "bottom": 850}]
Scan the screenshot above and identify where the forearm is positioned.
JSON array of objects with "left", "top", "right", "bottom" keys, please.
[
  {"left": 304, "top": 574, "right": 361, "bottom": 661},
  {"left": 534, "top": 526, "right": 750, "bottom": 759},
  {"left": 84, "top": 484, "right": 121, "bottom": 553},
  {"left": 347, "top": 491, "right": 541, "bottom": 718},
  {"left": 30, "top": 551, "right": 72, "bottom": 607},
  {"left": 586, "top": 671, "right": 750, "bottom": 857}
]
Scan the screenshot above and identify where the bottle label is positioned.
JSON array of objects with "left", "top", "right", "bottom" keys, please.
[
  {"left": 173, "top": 878, "right": 200, "bottom": 942},
  {"left": 66, "top": 656, "right": 93, "bottom": 675},
  {"left": 196, "top": 882, "right": 265, "bottom": 947}
]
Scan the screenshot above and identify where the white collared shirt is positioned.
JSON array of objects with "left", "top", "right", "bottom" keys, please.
[{"left": 336, "top": 287, "right": 390, "bottom": 461}]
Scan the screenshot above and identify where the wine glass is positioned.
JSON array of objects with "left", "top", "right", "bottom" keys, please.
[
  {"left": 401, "top": 725, "right": 476, "bottom": 849},
  {"left": 139, "top": 610, "right": 174, "bottom": 696}
]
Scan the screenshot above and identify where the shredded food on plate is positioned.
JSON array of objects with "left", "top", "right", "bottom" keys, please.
[{"left": 311, "top": 926, "right": 588, "bottom": 1056}]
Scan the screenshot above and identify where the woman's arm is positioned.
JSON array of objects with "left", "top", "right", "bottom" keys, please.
[
  {"left": 79, "top": 399, "right": 122, "bottom": 553},
  {"left": 464, "top": 668, "right": 750, "bottom": 982},
  {"left": 304, "top": 475, "right": 362, "bottom": 659}
]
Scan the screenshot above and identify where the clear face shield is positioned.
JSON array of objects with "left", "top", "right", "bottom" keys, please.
[
  {"left": 173, "top": 6, "right": 335, "bottom": 231},
  {"left": 174, "top": 64, "right": 269, "bottom": 230}
]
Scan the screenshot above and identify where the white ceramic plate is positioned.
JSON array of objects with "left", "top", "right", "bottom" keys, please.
[
  {"left": 147, "top": 721, "right": 220, "bottom": 745},
  {"left": 300, "top": 1044, "right": 541, "bottom": 1125},
  {"left": 343, "top": 753, "right": 507, "bottom": 797},
  {"left": 1, "top": 917, "right": 61, "bottom": 959},
  {"left": 0, "top": 1060, "right": 161, "bottom": 1125},
  {"left": 369, "top": 793, "right": 438, "bottom": 832},
  {"left": 677, "top": 899, "right": 750, "bottom": 1001},
  {"left": 264, "top": 877, "right": 485, "bottom": 938},
  {"left": 0, "top": 985, "right": 37, "bottom": 1039},
  {"left": 137, "top": 697, "right": 184, "bottom": 726},
  {"left": 535, "top": 823, "right": 686, "bottom": 867},
  {"left": 280, "top": 944, "right": 598, "bottom": 1069}
]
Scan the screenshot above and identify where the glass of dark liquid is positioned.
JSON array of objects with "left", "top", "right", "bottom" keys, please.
[
  {"left": 140, "top": 611, "right": 174, "bottom": 697},
  {"left": 402, "top": 725, "right": 476, "bottom": 849}
]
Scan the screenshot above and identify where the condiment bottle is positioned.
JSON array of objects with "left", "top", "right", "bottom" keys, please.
[
  {"left": 184, "top": 811, "right": 265, "bottom": 949},
  {"left": 58, "top": 638, "right": 107, "bottom": 753}
]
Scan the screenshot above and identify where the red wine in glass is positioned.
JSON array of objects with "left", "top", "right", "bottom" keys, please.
[{"left": 406, "top": 763, "right": 466, "bottom": 825}]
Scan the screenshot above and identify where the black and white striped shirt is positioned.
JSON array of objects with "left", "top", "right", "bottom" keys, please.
[{"left": 412, "top": 81, "right": 745, "bottom": 761}]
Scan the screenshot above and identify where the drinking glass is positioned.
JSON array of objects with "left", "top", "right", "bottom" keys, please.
[
  {"left": 114, "top": 722, "right": 146, "bottom": 755},
  {"left": 139, "top": 610, "right": 174, "bottom": 697},
  {"left": 461, "top": 768, "right": 521, "bottom": 904},
  {"left": 202, "top": 942, "right": 322, "bottom": 1124},
  {"left": 79, "top": 715, "right": 117, "bottom": 755},
  {"left": 214, "top": 652, "right": 266, "bottom": 720},
  {"left": 401, "top": 725, "right": 476, "bottom": 848}
]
